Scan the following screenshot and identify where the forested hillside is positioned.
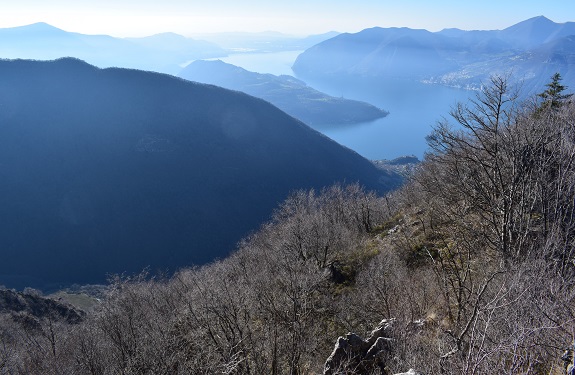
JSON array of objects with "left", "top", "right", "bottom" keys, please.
[
  {"left": 1, "top": 75, "right": 574, "bottom": 374},
  {"left": 0, "top": 58, "right": 398, "bottom": 290}
]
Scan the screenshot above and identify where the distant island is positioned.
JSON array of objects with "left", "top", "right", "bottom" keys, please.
[{"left": 178, "top": 60, "right": 388, "bottom": 127}]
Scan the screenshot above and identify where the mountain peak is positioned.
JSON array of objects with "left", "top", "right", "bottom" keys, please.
[
  {"left": 138, "top": 32, "right": 188, "bottom": 41},
  {"left": 503, "top": 16, "right": 556, "bottom": 31},
  {"left": 531, "top": 15, "right": 553, "bottom": 22},
  {"left": 500, "top": 16, "right": 575, "bottom": 48},
  {"left": 25, "top": 21, "right": 58, "bottom": 28},
  {"left": 13, "top": 22, "right": 65, "bottom": 33},
  {"left": 0, "top": 22, "right": 71, "bottom": 39}
]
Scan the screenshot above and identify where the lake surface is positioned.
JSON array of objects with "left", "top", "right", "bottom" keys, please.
[
  {"left": 211, "top": 51, "right": 474, "bottom": 160},
  {"left": 308, "top": 77, "right": 474, "bottom": 160},
  {"left": 208, "top": 50, "right": 303, "bottom": 76}
]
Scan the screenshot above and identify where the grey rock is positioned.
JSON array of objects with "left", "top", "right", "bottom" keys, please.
[
  {"left": 323, "top": 319, "right": 395, "bottom": 375},
  {"left": 394, "top": 370, "right": 424, "bottom": 375}
]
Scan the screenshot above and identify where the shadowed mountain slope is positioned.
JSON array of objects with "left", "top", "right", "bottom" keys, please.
[{"left": 0, "top": 58, "right": 400, "bottom": 290}]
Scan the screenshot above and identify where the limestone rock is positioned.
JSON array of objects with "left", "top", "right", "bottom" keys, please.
[
  {"left": 323, "top": 319, "right": 395, "bottom": 375},
  {"left": 393, "top": 370, "right": 425, "bottom": 375}
]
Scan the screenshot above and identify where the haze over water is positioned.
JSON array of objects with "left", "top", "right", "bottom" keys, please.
[{"left": 214, "top": 51, "right": 473, "bottom": 160}]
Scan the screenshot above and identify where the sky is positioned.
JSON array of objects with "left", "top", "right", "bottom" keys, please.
[{"left": 0, "top": 0, "right": 574, "bottom": 37}]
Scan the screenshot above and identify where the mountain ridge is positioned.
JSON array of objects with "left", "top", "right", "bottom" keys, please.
[
  {"left": 0, "top": 23, "right": 226, "bottom": 74},
  {"left": 292, "top": 16, "right": 575, "bottom": 94}
]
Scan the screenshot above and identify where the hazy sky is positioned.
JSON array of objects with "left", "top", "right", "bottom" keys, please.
[{"left": 1, "top": 0, "right": 573, "bottom": 37}]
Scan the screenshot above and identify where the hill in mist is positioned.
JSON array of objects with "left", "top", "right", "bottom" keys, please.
[
  {"left": 0, "top": 22, "right": 226, "bottom": 74},
  {"left": 293, "top": 16, "right": 575, "bottom": 94},
  {"left": 178, "top": 59, "right": 388, "bottom": 127},
  {"left": 187, "top": 30, "right": 340, "bottom": 52}
]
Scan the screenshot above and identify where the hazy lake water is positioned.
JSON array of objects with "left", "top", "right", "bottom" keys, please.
[
  {"left": 309, "top": 78, "right": 474, "bottom": 160},
  {"left": 213, "top": 51, "right": 474, "bottom": 160},
  {"left": 209, "top": 50, "right": 303, "bottom": 76}
]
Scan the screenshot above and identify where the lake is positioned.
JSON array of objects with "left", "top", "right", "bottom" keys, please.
[
  {"left": 212, "top": 51, "right": 474, "bottom": 160},
  {"left": 208, "top": 50, "right": 303, "bottom": 76}
]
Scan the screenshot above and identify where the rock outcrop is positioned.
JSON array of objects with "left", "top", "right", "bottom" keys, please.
[
  {"left": 323, "top": 319, "right": 395, "bottom": 374},
  {"left": 393, "top": 370, "right": 425, "bottom": 375}
]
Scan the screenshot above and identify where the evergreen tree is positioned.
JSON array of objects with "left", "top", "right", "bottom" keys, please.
[{"left": 538, "top": 72, "right": 572, "bottom": 109}]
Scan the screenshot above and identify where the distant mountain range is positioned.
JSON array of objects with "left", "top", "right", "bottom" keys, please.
[
  {"left": 0, "top": 22, "right": 226, "bottom": 74},
  {"left": 0, "top": 23, "right": 340, "bottom": 75},
  {"left": 178, "top": 60, "right": 388, "bottom": 126},
  {"left": 187, "top": 31, "right": 340, "bottom": 52},
  {"left": 293, "top": 16, "right": 575, "bottom": 94},
  {"left": 0, "top": 58, "right": 401, "bottom": 290}
]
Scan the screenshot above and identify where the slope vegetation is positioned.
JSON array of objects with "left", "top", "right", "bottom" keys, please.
[{"left": 2, "top": 76, "right": 573, "bottom": 374}]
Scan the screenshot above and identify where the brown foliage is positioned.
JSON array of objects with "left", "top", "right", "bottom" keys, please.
[{"left": 2, "top": 77, "right": 575, "bottom": 374}]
